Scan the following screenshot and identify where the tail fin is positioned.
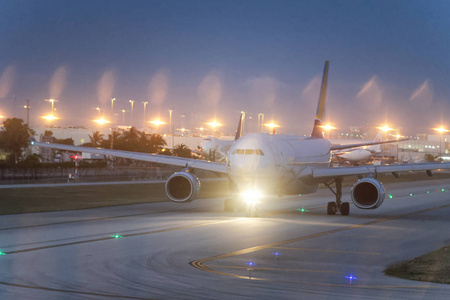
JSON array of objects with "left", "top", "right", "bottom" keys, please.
[
  {"left": 234, "top": 112, "right": 245, "bottom": 140},
  {"left": 311, "top": 61, "right": 329, "bottom": 138}
]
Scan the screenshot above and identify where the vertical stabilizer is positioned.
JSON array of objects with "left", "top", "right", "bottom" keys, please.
[
  {"left": 235, "top": 112, "right": 245, "bottom": 140},
  {"left": 311, "top": 61, "right": 329, "bottom": 138}
]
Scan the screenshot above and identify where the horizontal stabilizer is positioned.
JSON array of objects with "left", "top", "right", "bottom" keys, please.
[{"left": 331, "top": 138, "right": 409, "bottom": 151}]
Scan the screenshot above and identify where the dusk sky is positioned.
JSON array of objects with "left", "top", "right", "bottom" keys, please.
[{"left": 1, "top": 0, "right": 450, "bottom": 135}]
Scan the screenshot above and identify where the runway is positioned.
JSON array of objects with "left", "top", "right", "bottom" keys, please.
[{"left": 1, "top": 179, "right": 450, "bottom": 299}]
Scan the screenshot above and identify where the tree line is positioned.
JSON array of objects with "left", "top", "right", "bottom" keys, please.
[{"left": 0, "top": 117, "right": 194, "bottom": 165}]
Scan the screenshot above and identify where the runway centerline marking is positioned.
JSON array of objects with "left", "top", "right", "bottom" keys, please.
[
  {"left": 273, "top": 246, "right": 381, "bottom": 255},
  {"left": 190, "top": 203, "right": 450, "bottom": 289}
]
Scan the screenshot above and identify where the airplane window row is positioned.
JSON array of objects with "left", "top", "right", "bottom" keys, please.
[{"left": 232, "top": 149, "right": 264, "bottom": 155}]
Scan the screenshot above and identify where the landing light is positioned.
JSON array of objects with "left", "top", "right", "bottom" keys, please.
[{"left": 241, "top": 190, "right": 262, "bottom": 204}]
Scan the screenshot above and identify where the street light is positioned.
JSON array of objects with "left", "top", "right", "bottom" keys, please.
[
  {"left": 23, "top": 100, "right": 30, "bottom": 126},
  {"left": 142, "top": 101, "right": 148, "bottom": 128},
  {"left": 434, "top": 127, "right": 449, "bottom": 156},
  {"left": 129, "top": 100, "right": 135, "bottom": 126},
  {"left": 264, "top": 122, "right": 280, "bottom": 134},
  {"left": 45, "top": 99, "right": 58, "bottom": 115},
  {"left": 111, "top": 98, "right": 116, "bottom": 124},
  {"left": 169, "top": 108, "right": 174, "bottom": 148},
  {"left": 121, "top": 110, "right": 126, "bottom": 125}
]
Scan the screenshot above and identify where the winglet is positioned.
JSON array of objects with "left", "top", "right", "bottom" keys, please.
[
  {"left": 311, "top": 61, "right": 329, "bottom": 138},
  {"left": 235, "top": 112, "right": 245, "bottom": 140}
]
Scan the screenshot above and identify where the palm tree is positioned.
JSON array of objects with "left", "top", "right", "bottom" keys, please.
[
  {"left": 88, "top": 131, "right": 104, "bottom": 147},
  {"left": 173, "top": 143, "right": 192, "bottom": 158}
]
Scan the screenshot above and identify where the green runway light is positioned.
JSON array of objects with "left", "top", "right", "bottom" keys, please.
[
  {"left": 410, "top": 193, "right": 413, "bottom": 196},
  {"left": 297, "top": 208, "right": 309, "bottom": 212},
  {"left": 388, "top": 194, "right": 393, "bottom": 199},
  {"left": 442, "top": 189, "right": 445, "bottom": 192},
  {"left": 427, "top": 191, "right": 430, "bottom": 193},
  {"left": 0, "top": 250, "right": 6, "bottom": 256},
  {"left": 111, "top": 234, "right": 123, "bottom": 239},
  {"left": 299, "top": 194, "right": 301, "bottom": 196}
]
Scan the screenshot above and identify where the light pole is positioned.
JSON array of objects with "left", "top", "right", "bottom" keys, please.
[
  {"left": 129, "top": 100, "right": 135, "bottom": 126},
  {"left": 142, "top": 101, "right": 148, "bottom": 128},
  {"left": 122, "top": 110, "right": 126, "bottom": 125},
  {"left": 23, "top": 100, "right": 30, "bottom": 126},
  {"left": 434, "top": 127, "right": 448, "bottom": 157},
  {"left": 45, "top": 98, "right": 58, "bottom": 116},
  {"left": 111, "top": 98, "right": 115, "bottom": 124},
  {"left": 169, "top": 108, "right": 174, "bottom": 148}
]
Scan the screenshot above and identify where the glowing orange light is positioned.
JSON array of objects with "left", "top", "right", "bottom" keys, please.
[
  {"left": 207, "top": 121, "right": 221, "bottom": 128},
  {"left": 320, "top": 124, "right": 336, "bottom": 130},
  {"left": 434, "top": 127, "right": 449, "bottom": 133},
  {"left": 150, "top": 119, "right": 165, "bottom": 126},
  {"left": 377, "top": 125, "right": 393, "bottom": 132},
  {"left": 94, "top": 118, "right": 110, "bottom": 125},
  {"left": 42, "top": 115, "right": 58, "bottom": 121},
  {"left": 264, "top": 122, "right": 280, "bottom": 129}
]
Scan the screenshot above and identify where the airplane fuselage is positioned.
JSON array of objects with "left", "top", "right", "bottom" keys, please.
[{"left": 226, "top": 133, "right": 331, "bottom": 196}]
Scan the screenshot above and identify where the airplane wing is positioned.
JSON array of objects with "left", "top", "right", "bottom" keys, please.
[
  {"left": 306, "top": 162, "right": 450, "bottom": 181},
  {"left": 330, "top": 138, "right": 409, "bottom": 151},
  {"left": 33, "top": 142, "right": 227, "bottom": 174}
]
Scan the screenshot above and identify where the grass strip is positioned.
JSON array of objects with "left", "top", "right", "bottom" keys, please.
[
  {"left": 385, "top": 245, "right": 450, "bottom": 284},
  {"left": 0, "top": 180, "right": 229, "bottom": 215}
]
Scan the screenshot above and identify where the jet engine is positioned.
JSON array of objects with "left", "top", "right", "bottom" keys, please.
[
  {"left": 165, "top": 172, "right": 200, "bottom": 203},
  {"left": 351, "top": 178, "right": 386, "bottom": 209}
]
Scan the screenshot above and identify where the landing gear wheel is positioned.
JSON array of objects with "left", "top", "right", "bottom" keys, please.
[
  {"left": 327, "top": 202, "right": 337, "bottom": 215},
  {"left": 224, "top": 198, "right": 234, "bottom": 212},
  {"left": 340, "top": 202, "right": 350, "bottom": 215}
]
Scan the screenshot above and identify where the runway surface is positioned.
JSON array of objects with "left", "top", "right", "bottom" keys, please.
[{"left": 1, "top": 178, "right": 450, "bottom": 299}]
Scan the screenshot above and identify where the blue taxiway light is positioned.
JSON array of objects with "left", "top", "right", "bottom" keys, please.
[
  {"left": 344, "top": 273, "right": 358, "bottom": 283},
  {"left": 272, "top": 252, "right": 282, "bottom": 256}
]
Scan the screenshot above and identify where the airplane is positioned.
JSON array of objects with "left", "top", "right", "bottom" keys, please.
[
  {"left": 32, "top": 61, "right": 450, "bottom": 216},
  {"left": 200, "top": 113, "right": 244, "bottom": 162},
  {"left": 333, "top": 132, "right": 384, "bottom": 163}
]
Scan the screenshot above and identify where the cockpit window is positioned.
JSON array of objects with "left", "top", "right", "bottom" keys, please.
[{"left": 232, "top": 149, "right": 264, "bottom": 155}]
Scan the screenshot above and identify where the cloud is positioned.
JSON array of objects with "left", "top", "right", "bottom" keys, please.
[
  {"left": 0, "top": 65, "right": 15, "bottom": 99},
  {"left": 409, "top": 80, "right": 433, "bottom": 108},
  {"left": 148, "top": 69, "right": 170, "bottom": 107},
  {"left": 356, "top": 75, "right": 383, "bottom": 109},
  {"left": 246, "top": 76, "right": 279, "bottom": 108},
  {"left": 198, "top": 70, "right": 222, "bottom": 107},
  {"left": 97, "top": 69, "right": 115, "bottom": 105},
  {"left": 49, "top": 66, "right": 68, "bottom": 100}
]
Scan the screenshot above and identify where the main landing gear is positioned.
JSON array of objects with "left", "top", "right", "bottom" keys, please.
[{"left": 324, "top": 178, "right": 350, "bottom": 216}]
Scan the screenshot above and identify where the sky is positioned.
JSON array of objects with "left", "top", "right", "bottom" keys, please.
[{"left": 1, "top": 0, "right": 450, "bottom": 135}]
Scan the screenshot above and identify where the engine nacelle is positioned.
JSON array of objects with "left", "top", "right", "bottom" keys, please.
[
  {"left": 165, "top": 172, "right": 200, "bottom": 203},
  {"left": 351, "top": 178, "right": 386, "bottom": 209}
]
